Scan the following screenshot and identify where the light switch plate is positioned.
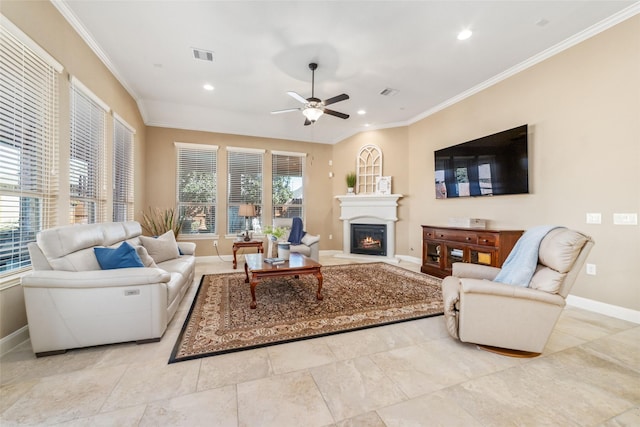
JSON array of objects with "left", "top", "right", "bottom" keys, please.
[
  {"left": 586, "top": 213, "right": 601, "bottom": 224},
  {"left": 613, "top": 213, "right": 638, "bottom": 225},
  {"left": 586, "top": 264, "right": 597, "bottom": 275}
]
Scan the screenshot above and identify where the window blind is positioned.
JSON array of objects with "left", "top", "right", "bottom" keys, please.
[
  {"left": 272, "top": 152, "right": 305, "bottom": 220},
  {"left": 112, "top": 115, "right": 135, "bottom": 222},
  {"left": 0, "top": 22, "right": 59, "bottom": 275},
  {"left": 176, "top": 142, "right": 217, "bottom": 235},
  {"left": 227, "top": 147, "right": 263, "bottom": 234},
  {"left": 69, "top": 77, "right": 108, "bottom": 224}
]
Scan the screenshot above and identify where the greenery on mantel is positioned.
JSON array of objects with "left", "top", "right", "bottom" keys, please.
[{"left": 346, "top": 172, "right": 357, "bottom": 188}]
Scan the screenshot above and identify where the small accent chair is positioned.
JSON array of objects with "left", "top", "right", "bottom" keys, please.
[
  {"left": 442, "top": 228, "right": 594, "bottom": 356},
  {"left": 272, "top": 217, "right": 321, "bottom": 261}
]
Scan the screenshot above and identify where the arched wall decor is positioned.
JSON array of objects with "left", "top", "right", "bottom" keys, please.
[{"left": 356, "top": 144, "right": 382, "bottom": 194}]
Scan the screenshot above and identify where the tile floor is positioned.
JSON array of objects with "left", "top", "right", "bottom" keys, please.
[{"left": 1, "top": 254, "right": 639, "bottom": 426}]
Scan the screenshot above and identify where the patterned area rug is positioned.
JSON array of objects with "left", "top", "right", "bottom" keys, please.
[{"left": 169, "top": 262, "right": 443, "bottom": 363}]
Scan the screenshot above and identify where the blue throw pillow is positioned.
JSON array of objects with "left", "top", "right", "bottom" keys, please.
[{"left": 94, "top": 241, "right": 145, "bottom": 270}]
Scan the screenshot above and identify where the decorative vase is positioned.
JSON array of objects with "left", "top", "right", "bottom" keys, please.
[
  {"left": 347, "top": 187, "right": 354, "bottom": 194},
  {"left": 277, "top": 242, "right": 291, "bottom": 260}
]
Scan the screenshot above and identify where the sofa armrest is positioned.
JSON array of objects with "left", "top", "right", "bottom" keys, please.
[
  {"left": 460, "top": 278, "right": 565, "bottom": 306},
  {"left": 452, "top": 262, "right": 501, "bottom": 280},
  {"left": 177, "top": 241, "right": 196, "bottom": 256},
  {"left": 21, "top": 268, "right": 171, "bottom": 289}
]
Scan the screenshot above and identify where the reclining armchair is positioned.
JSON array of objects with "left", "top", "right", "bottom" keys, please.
[
  {"left": 272, "top": 217, "right": 321, "bottom": 261},
  {"left": 442, "top": 227, "right": 594, "bottom": 356}
]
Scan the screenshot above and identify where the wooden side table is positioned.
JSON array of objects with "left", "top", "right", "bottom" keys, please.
[{"left": 232, "top": 240, "right": 264, "bottom": 269}]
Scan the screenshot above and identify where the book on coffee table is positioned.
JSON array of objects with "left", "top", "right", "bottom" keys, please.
[{"left": 264, "top": 257, "right": 286, "bottom": 265}]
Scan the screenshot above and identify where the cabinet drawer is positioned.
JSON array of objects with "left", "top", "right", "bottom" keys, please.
[
  {"left": 433, "top": 229, "right": 477, "bottom": 244},
  {"left": 477, "top": 233, "right": 498, "bottom": 246},
  {"left": 423, "top": 228, "right": 437, "bottom": 240}
]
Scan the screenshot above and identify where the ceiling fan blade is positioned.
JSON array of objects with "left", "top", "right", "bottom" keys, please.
[
  {"left": 271, "top": 108, "right": 300, "bottom": 114},
  {"left": 324, "top": 109, "right": 349, "bottom": 120},
  {"left": 287, "top": 91, "right": 308, "bottom": 104},
  {"left": 323, "top": 93, "right": 349, "bottom": 106},
  {"left": 304, "top": 118, "right": 312, "bottom": 126}
]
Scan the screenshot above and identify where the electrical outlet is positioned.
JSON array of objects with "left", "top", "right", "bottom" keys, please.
[
  {"left": 329, "top": 234, "right": 333, "bottom": 240},
  {"left": 213, "top": 240, "right": 218, "bottom": 247},
  {"left": 586, "top": 263, "right": 596, "bottom": 275}
]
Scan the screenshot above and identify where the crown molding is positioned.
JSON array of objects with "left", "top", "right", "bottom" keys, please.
[
  {"left": 408, "top": 2, "right": 640, "bottom": 126},
  {"left": 50, "top": 0, "right": 146, "bottom": 122}
]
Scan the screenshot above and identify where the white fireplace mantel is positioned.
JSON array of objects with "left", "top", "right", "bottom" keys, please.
[{"left": 335, "top": 194, "right": 403, "bottom": 263}]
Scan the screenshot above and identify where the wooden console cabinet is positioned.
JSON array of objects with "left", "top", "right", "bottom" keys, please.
[{"left": 421, "top": 225, "right": 523, "bottom": 278}]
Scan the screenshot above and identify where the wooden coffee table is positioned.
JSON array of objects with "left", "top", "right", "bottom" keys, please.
[{"left": 244, "top": 253, "right": 323, "bottom": 309}]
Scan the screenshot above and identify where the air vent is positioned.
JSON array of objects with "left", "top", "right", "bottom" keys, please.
[
  {"left": 191, "top": 48, "right": 214, "bottom": 62},
  {"left": 380, "top": 88, "right": 399, "bottom": 96}
]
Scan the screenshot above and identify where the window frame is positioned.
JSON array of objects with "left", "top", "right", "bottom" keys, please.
[
  {"left": 112, "top": 113, "right": 135, "bottom": 222},
  {"left": 0, "top": 17, "right": 62, "bottom": 278},
  {"left": 271, "top": 150, "right": 306, "bottom": 222},
  {"left": 175, "top": 142, "right": 218, "bottom": 238},
  {"left": 226, "top": 147, "right": 264, "bottom": 237},
  {"left": 69, "top": 76, "right": 109, "bottom": 224}
]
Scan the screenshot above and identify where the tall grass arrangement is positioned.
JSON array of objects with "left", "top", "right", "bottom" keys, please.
[{"left": 141, "top": 207, "right": 184, "bottom": 237}]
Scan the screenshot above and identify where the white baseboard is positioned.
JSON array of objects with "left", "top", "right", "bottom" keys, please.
[
  {"left": 396, "top": 255, "right": 421, "bottom": 265},
  {"left": 0, "top": 325, "right": 29, "bottom": 356},
  {"left": 566, "top": 295, "right": 640, "bottom": 324}
]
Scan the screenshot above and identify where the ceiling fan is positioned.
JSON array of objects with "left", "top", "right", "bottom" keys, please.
[{"left": 271, "top": 62, "right": 350, "bottom": 126}]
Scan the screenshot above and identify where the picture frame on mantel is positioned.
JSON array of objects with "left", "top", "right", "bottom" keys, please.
[{"left": 376, "top": 176, "right": 392, "bottom": 195}]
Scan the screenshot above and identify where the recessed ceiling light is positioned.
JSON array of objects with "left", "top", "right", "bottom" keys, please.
[
  {"left": 457, "top": 29, "right": 473, "bottom": 40},
  {"left": 203, "top": 84, "right": 214, "bottom": 91},
  {"left": 357, "top": 110, "right": 366, "bottom": 115},
  {"left": 364, "top": 123, "right": 370, "bottom": 127}
]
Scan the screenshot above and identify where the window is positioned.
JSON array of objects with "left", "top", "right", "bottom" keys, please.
[
  {"left": 113, "top": 114, "right": 135, "bottom": 222},
  {"left": 227, "top": 147, "right": 263, "bottom": 235},
  {"left": 176, "top": 142, "right": 217, "bottom": 235},
  {"left": 0, "top": 19, "right": 62, "bottom": 274},
  {"left": 272, "top": 151, "right": 305, "bottom": 220},
  {"left": 69, "top": 77, "right": 108, "bottom": 224},
  {"left": 357, "top": 144, "right": 383, "bottom": 194}
]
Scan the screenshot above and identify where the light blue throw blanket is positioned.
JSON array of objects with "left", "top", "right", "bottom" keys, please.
[{"left": 494, "top": 225, "right": 561, "bottom": 287}]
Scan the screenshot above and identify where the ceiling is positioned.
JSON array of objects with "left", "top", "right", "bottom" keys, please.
[{"left": 55, "top": 1, "right": 638, "bottom": 144}]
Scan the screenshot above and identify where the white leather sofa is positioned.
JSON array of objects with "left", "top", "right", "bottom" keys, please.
[{"left": 22, "top": 221, "right": 195, "bottom": 356}]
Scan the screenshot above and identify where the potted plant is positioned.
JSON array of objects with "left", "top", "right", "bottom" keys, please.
[
  {"left": 140, "top": 207, "right": 184, "bottom": 238},
  {"left": 346, "top": 172, "right": 357, "bottom": 194},
  {"left": 263, "top": 225, "right": 287, "bottom": 241}
]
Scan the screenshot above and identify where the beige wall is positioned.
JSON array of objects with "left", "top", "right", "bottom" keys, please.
[
  {"left": 145, "top": 127, "right": 333, "bottom": 257},
  {"left": 330, "top": 127, "right": 411, "bottom": 252},
  {"left": 333, "top": 15, "right": 640, "bottom": 311},
  {"left": 0, "top": 1, "right": 146, "bottom": 340}
]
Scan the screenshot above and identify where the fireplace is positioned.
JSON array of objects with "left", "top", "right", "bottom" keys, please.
[
  {"left": 351, "top": 224, "right": 386, "bottom": 256},
  {"left": 336, "top": 194, "right": 402, "bottom": 263}
]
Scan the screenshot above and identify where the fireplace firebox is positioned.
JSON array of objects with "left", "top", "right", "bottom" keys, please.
[{"left": 351, "top": 223, "right": 386, "bottom": 256}]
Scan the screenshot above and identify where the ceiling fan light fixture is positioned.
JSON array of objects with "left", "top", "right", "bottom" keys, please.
[{"left": 303, "top": 107, "right": 323, "bottom": 122}]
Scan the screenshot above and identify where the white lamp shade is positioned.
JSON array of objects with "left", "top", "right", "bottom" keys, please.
[{"left": 238, "top": 204, "right": 256, "bottom": 217}]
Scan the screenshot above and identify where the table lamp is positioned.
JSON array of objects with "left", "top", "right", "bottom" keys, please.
[{"left": 238, "top": 204, "right": 256, "bottom": 241}]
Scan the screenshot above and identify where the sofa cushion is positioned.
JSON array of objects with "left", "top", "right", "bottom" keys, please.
[
  {"left": 94, "top": 242, "right": 145, "bottom": 270},
  {"left": 529, "top": 265, "right": 566, "bottom": 294},
  {"left": 135, "top": 245, "right": 157, "bottom": 268},
  {"left": 139, "top": 231, "right": 180, "bottom": 264},
  {"left": 290, "top": 244, "right": 311, "bottom": 257},
  {"left": 158, "top": 256, "right": 194, "bottom": 278},
  {"left": 301, "top": 234, "right": 320, "bottom": 246}
]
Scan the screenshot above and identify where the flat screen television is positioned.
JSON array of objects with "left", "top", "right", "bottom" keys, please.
[{"left": 434, "top": 124, "right": 529, "bottom": 199}]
